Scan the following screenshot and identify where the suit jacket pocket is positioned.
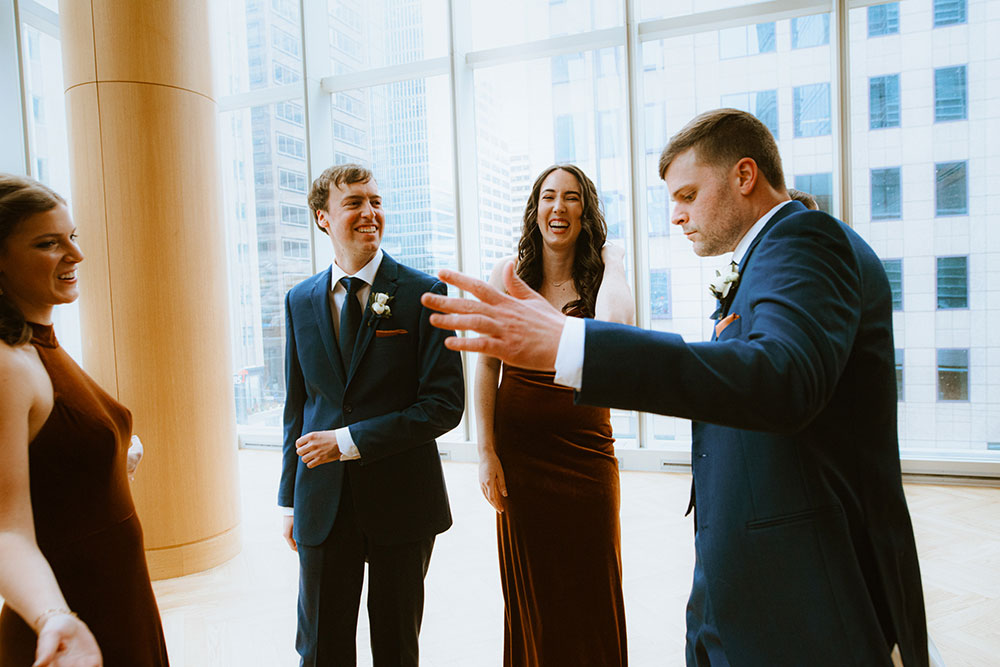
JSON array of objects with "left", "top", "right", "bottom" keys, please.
[
  {"left": 746, "top": 505, "right": 842, "bottom": 530},
  {"left": 375, "top": 328, "right": 409, "bottom": 338},
  {"left": 716, "top": 313, "right": 742, "bottom": 340}
]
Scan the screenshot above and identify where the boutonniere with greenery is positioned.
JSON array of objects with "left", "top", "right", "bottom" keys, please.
[
  {"left": 367, "top": 292, "right": 394, "bottom": 325},
  {"left": 709, "top": 261, "right": 740, "bottom": 301}
]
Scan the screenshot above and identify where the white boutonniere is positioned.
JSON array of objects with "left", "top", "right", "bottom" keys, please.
[
  {"left": 708, "top": 261, "right": 740, "bottom": 301},
  {"left": 368, "top": 292, "right": 394, "bottom": 325}
]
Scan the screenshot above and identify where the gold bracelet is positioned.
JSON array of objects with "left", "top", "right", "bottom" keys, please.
[{"left": 33, "top": 608, "right": 77, "bottom": 630}]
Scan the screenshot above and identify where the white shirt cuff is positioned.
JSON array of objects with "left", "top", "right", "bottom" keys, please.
[
  {"left": 280, "top": 506, "right": 293, "bottom": 515},
  {"left": 553, "top": 317, "right": 585, "bottom": 390},
  {"left": 337, "top": 426, "right": 361, "bottom": 460}
]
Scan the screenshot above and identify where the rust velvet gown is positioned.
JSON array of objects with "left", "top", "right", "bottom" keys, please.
[
  {"left": 0, "top": 324, "right": 169, "bottom": 666},
  {"left": 493, "top": 353, "right": 627, "bottom": 666}
]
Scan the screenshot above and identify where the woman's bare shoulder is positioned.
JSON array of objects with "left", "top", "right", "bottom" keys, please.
[
  {"left": 488, "top": 255, "right": 518, "bottom": 289},
  {"left": 0, "top": 342, "right": 50, "bottom": 411}
]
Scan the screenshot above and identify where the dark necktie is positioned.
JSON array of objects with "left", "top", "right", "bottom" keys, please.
[{"left": 339, "top": 276, "right": 364, "bottom": 370}]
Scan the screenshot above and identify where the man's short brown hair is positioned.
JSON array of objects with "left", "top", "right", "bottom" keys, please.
[
  {"left": 307, "top": 164, "right": 375, "bottom": 233},
  {"left": 658, "top": 108, "right": 786, "bottom": 191},
  {"left": 788, "top": 188, "right": 819, "bottom": 210}
]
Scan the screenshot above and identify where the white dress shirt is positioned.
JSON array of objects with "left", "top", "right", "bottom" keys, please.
[{"left": 553, "top": 200, "right": 794, "bottom": 390}]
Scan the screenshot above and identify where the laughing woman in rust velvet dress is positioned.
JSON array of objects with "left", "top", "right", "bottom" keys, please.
[
  {"left": 476, "top": 164, "right": 635, "bottom": 667},
  {"left": 0, "top": 174, "right": 168, "bottom": 667}
]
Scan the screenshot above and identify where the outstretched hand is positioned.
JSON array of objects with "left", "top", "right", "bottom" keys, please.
[
  {"left": 420, "top": 263, "right": 566, "bottom": 371},
  {"left": 34, "top": 613, "right": 102, "bottom": 667}
]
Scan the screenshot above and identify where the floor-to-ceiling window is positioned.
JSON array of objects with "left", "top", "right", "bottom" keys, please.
[{"left": 8, "top": 0, "right": 999, "bottom": 475}]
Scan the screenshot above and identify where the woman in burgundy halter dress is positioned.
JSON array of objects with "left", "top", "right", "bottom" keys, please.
[
  {"left": 0, "top": 174, "right": 168, "bottom": 666},
  {"left": 475, "top": 165, "right": 635, "bottom": 666}
]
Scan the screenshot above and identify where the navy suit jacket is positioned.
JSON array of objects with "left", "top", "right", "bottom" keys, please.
[
  {"left": 278, "top": 252, "right": 464, "bottom": 547},
  {"left": 580, "top": 202, "right": 927, "bottom": 666}
]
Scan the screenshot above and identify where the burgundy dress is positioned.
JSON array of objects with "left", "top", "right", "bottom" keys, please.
[
  {"left": 493, "top": 352, "right": 628, "bottom": 666},
  {"left": 0, "top": 324, "right": 169, "bottom": 666}
]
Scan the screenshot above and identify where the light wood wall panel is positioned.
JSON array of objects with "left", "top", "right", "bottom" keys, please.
[{"left": 60, "top": 0, "right": 241, "bottom": 579}]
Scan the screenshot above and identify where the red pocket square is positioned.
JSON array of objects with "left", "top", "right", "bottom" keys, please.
[
  {"left": 375, "top": 328, "right": 409, "bottom": 338},
  {"left": 714, "top": 313, "right": 740, "bottom": 338}
]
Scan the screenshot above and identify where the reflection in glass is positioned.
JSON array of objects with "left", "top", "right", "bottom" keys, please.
[
  {"left": 870, "top": 168, "right": 901, "bottom": 220},
  {"left": 936, "top": 256, "right": 968, "bottom": 309},
  {"left": 934, "top": 66, "right": 967, "bottom": 122},
  {"left": 869, "top": 74, "right": 900, "bottom": 129},
  {"left": 937, "top": 349, "right": 969, "bottom": 401},
  {"left": 793, "top": 83, "right": 831, "bottom": 137},
  {"left": 935, "top": 161, "right": 968, "bottom": 216},
  {"left": 868, "top": 3, "right": 900, "bottom": 37},
  {"left": 881, "top": 258, "right": 903, "bottom": 311}
]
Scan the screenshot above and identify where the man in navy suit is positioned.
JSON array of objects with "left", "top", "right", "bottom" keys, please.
[
  {"left": 422, "top": 109, "right": 928, "bottom": 666},
  {"left": 279, "top": 163, "right": 464, "bottom": 667}
]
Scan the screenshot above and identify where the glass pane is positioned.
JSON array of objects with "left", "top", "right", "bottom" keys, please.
[
  {"left": 936, "top": 349, "right": 969, "bottom": 401},
  {"left": 934, "top": 65, "right": 967, "bottom": 122},
  {"left": 471, "top": 0, "right": 623, "bottom": 51},
  {"left": 868, "top": 3, "right": 900, "bottom": 37},
  {"left": 933, "top": 0, "right": 967, "bottom": 27},
  {"left": 881, "top": 258, "right": 903, "bottom": 310},
  {"left": 849, "top": 2, "right": 996, "bottom": 454},
  {"left": 472, "top": 48, "right": 638, "bottom": 448},
  {"left": 791, "top": 15, "right": 830, "bottom": 49},
  {"left": 216, "top": 0, "right": 303, "bottom": 96},
  {"left": 869, "top": 74, "right": 900, "bottom": 129},
  {"left": 935, "top": 161, "right": 968, "bottom": 216},
  {"left": 20, "top": 23, "right": 82, "bottom": 362},
  {"left": 327, "top": 0, "right": 449, "bottom": 72},
  {"left": 323, "top": 75, "right": 457, "bottom": 276},
  {"left": 936, "top": 256, "right": 968, "bottom": 309},
  {"left": 220, "top": 100, "right": 310, "bottom": 427},
  {"left": 640, "top": 15, "right": 834, "bottom": 448}
]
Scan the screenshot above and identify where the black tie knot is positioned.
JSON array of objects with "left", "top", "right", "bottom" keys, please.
[{"left": 340, "top": 276, "right": 364, "bottom": 297}]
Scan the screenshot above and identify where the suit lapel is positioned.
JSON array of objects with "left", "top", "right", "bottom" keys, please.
[
  {"left": 717, "top": 201, "right": 806, "bottom": 320},
  {"left": 345, "top": 252, "right": 400, "bottom": 382},
  {"left": 309, "top": 267, "right": 347, "bottom": 386}
]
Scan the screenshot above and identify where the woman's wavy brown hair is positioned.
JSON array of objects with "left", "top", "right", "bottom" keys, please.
[
  {"left": 0, "top": 173, "right": 66, "bottom": 346},
  {"left": 516, "top": 164, "right": 607, "bottom": 318}
]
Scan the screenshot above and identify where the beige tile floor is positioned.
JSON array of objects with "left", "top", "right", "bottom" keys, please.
[{"left": 148, "top": 449, "right": 999, "bottom": 666}]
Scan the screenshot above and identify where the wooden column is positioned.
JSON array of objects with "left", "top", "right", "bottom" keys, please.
[{"left": 58, "top": 0, "right": 241, "bottom": 579}]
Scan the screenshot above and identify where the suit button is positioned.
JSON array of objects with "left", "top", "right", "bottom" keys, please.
[{"left": 344, "top": 404, "right": 353, "bottom": 414}]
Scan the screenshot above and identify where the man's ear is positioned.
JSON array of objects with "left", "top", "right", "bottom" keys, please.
[
  {"left": 734, "top": 157, "right": 759, "bottom": 195},
  {"left": 316, "top": 209, "right": 330, "bottom": 233}
]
